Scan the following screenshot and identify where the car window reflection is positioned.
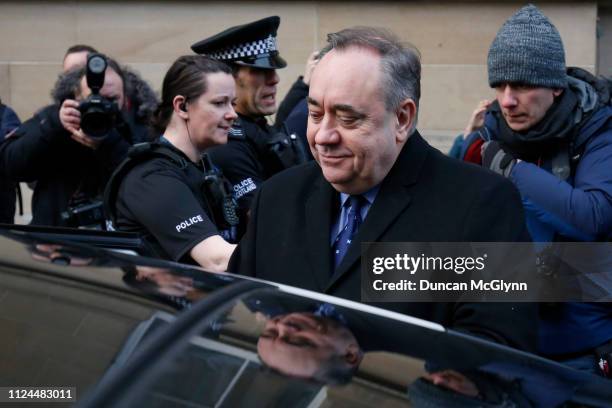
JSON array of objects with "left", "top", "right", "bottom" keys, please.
[
  {"left": 257, "top": 311, "right": 363, "bottom": 385},
  {"left": 30, "top": 243, "right": 94, "bottom": 266}
]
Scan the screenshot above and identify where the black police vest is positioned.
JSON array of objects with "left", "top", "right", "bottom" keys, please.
[
  {"left": 104, "top": 142, "right": 215, "bottom": 231},
  {"left": 231, "top": 115, "right": 308, "bottom": 177}
]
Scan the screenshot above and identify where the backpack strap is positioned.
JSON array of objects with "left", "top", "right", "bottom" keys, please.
[
  {"left": 566, "top": 115, "right": 612, "bottom": 180},
  {"left": 103, "top": 142, "right": 188, "bottom": 228}
]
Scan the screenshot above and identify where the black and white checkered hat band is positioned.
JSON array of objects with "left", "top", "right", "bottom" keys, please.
[{"left": 209, "top": 34, "right": 278, "bottom": 60}]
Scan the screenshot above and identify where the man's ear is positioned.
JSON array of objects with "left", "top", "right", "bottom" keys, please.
[
  {"left": 395, "top": 98, "right": 417, "bottom": 144},
  {"left": 344, "top": 343, "right": 363, "bottom": 367},
  {"left": 553, "top": 88, "right": 563, "bottom": 98}
]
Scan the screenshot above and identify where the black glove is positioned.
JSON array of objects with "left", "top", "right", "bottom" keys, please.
[{"left": 481, "top": 141, "right": 516, "bottom": 177}]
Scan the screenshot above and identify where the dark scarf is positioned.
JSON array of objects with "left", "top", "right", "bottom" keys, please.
[{"left": 493, "top": 88, "right": 579, "bottom": 162}]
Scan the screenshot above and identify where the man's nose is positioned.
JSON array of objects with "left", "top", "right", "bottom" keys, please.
[
  {"left": 265, "top": 69, "right": 280, "bottom": 86},
  {"left": 499, "top": 85, "right": 518, "bottom": 108},
  {"left": 313, "top": 117, "right": 340, "bottom": 146}
]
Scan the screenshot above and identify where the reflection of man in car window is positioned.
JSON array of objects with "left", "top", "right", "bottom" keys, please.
[
  {"left": 133, "top": 266, "right": 195, "bottom": 298},
  {"left": 122, "top": 265, "right": 208, "bottom": 308},
  {"left": 257, "top": 312, "right": 363, "bottom": 385},
  {"left": 30, "top": 243, "right": 94, "bottom": 266}
]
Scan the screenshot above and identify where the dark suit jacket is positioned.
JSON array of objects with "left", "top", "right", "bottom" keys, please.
[{"left": 230, "top": 132, "right": 536, "bottom": 351}]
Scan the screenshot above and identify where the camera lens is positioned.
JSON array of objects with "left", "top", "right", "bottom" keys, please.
[
  {"left": 81, "top": 109, "right": 112, "bottom": 138},
  {"left": 88, "top": 55, "right": 106, "bottom": 74},
  {"left": 79, "top": 94, "right": 117, "bottom": 138}
]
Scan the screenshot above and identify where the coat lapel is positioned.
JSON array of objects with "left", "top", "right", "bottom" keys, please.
[
  {"left": 326, "top": 132, "right": 431, "bottom": 290},
  {"left": 305, "top": 175, "right": 337, "bottom": 291}
]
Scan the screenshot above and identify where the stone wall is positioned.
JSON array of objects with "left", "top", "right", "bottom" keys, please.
[{"left": 0, "top": 1, "right": 601, "bottom": 222}]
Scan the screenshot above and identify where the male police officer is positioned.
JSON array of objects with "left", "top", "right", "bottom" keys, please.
[{"left": 191, "top": 16, "right": 306, "bottom": 229}]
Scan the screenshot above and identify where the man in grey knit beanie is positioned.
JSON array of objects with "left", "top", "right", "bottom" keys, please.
[
  {"left": 485, "top": 4, "right": 565, "bottom": 133},
  {"left": 488, "top": 4, "right": 567, "bottom": 90},
  {"left": 461, "top": 4, "right": 612, "bottom": 378}
]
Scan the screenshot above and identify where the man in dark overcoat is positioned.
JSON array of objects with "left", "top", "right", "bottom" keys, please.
[{"left": 230, "top": 26, "right": 536, "bottom": 351}]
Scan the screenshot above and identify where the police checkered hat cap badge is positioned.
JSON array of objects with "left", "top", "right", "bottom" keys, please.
[
  {"left": 209, "top": 34, "right": 278, "bottom": 61},
  {"left": 191, "top": 16, "right": 287, "bottom": 69}
]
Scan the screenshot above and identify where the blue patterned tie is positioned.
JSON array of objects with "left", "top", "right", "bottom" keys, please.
[{"left": 332, "top": 195, "right": 364, "bottom": 270}]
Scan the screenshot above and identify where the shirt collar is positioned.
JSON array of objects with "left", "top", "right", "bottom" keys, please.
[{"left": 339, "top": 185, "right": 381, "bottom": 207}]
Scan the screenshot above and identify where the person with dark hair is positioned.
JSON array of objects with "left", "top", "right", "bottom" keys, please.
[
  {"left": 121, "top": 66, "right": 158, "bottom": 142},
  {"left": 230, "top": 26, "right": 536, "bottom": 350},
  {"left": 192, "top": 16, "right": 309, "bottom": 236},
  {"left": 106, "top": 55, "right": 238, "bottom": 272},
  {"left": 0, "top": 100, "right": 21, "bottom": 223},
  {"left": 0, "top": 54, "right": 142, "bottom": 227}
]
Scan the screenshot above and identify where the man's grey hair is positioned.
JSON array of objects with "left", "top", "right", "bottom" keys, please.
[{"left": 319, "top": 26, "right": 421, "bottom": 116}]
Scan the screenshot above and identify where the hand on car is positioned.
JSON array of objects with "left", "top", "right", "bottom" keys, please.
[
  {"left": 59, "top": 99, "right": 101, "bottom": 149},
  {"left": 424, "top": 370, "right": 480, "bottom": 398}
]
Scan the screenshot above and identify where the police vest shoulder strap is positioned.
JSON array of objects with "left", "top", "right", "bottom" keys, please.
[
  {"left": 228, "top": 118, "right": 246, "bottom": 141},
  {"left": 103, "top": 142, "right": 190, "bottom": 225}
]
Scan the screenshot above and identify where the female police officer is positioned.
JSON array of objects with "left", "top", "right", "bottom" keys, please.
[{"left": 107, "top": 55, "right": 238, "bottom": 271}]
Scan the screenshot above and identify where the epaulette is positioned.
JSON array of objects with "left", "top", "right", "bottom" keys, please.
[{"left": 228, "top": 118, "right": 246, "bottom": 140}]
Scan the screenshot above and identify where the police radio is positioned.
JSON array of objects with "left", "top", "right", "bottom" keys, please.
[
  {"left": 266, "top": 128, "right": 309, "bottom": 170},
  {"left": 200, "top": 154, "right": 239, "bottom": 229}
]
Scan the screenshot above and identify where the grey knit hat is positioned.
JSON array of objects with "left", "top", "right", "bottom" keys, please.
[{"left": 488, "top": 4, "right": 567, "bottom": 89}]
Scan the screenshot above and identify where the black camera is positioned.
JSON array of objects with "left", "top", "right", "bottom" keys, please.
[
  {"left": 61, "top": 194, "right": 105, "bottom": 229},
  {"left": 78, "top": 53, "right": 119, "bottom": 138}
]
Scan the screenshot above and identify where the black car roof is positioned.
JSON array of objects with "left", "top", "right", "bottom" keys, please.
[{"left": 0, "top": 227, "right": 610, "bottom": 407}]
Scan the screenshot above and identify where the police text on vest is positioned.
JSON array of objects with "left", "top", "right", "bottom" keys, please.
[{"left": 176, "top": 215, "right": 204, "bottom": 232}]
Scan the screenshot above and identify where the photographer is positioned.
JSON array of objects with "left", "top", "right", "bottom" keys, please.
[
  {"left": 62, "top": 44, "right": 157, "bottom": 145},
  {"left": 0, "top": 54, "right": 142, "bottom": 227},
  {"left": 105, "top": 55, "right": 238, "bottom": 272}
]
